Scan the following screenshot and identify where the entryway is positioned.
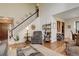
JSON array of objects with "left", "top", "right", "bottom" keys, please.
[
  {"left": 0, "top": 18, "right": 13, "bottom": 41},
  {"left": 0, "top": 17, "right": 13, "bottom": 56},
  {"left": 0, "top": 23, "right": 8, "bottom": 41},
  {"left": 57, "top": 21, "right": 65, "bottom": 41}
]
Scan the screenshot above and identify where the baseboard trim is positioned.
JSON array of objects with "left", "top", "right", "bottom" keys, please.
[{"left": 51, "top": 39, "right": 57, "bottom": 43}]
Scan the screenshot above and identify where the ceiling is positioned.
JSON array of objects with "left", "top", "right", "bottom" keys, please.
[{"left": 54, "top": 7, "right": 79, "bottom": 20}]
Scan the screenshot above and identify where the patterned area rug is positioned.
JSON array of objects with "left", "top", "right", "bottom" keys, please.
[{"left": 17, "top": 46, "right": 44, "bottom": 56}]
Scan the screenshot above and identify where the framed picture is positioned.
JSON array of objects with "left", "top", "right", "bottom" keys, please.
[
  {"left": 31, "top": 24, "right": 36, "bottom": 30},
  {"left": 67, "top": 25, "right": 71, "bottom": 29}
]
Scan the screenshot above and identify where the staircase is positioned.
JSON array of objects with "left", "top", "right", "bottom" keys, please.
[{"left": 10, "top": 9, "right": 39, "bottom": 40}]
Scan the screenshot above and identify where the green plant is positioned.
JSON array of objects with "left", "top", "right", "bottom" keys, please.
[{"left": 15, "top": 35, "right": 19, "bottom": 41}]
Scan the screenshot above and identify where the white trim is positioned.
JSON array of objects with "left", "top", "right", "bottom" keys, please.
[{"left": 51, "top": 39, "right": 57, "bottom": 43}]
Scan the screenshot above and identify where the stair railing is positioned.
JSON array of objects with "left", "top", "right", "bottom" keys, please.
[{"left": 10, "top": 9, "right": 39, "bottom": 39}]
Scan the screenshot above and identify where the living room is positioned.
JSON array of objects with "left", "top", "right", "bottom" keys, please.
[
  {"left": 0, "top": 3, "right": 79, "bottom": 56},
  {"left": 8, "top": 3, "right": 79, "bottom": 56}
]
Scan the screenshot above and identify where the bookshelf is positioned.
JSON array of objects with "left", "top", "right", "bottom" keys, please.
[{"left": 42, "top": 23, "right": 51, "bottom": 42}]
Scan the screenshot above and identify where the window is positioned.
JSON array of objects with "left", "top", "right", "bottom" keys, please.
[{"left": 76, "top": 21, "right": 79, "bottom": 32}]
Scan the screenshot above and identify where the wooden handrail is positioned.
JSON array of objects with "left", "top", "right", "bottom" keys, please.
[
  {"left": 11, "top": 11, "right": 38, "bottom": 31},
  {"left": 10, "top": 10, "right": 39, "bottom": 40}
]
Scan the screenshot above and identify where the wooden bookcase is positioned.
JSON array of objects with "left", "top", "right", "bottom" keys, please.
[{"left": 42, "top": 23, "right": 51, "bottom": 42}]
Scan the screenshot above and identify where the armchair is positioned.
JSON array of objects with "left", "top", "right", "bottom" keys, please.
[{"left": 31, "top": 31, "right": 42, "bottom": 44}]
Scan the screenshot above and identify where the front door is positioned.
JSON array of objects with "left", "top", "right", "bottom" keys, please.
[{"left": 0, "top": 23, "right": 8, "bottom": 41}]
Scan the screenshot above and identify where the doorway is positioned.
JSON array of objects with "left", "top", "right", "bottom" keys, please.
[
  {"left": 0, "top": 18, "right": 13, "bottom": 56},
  {"left": 0, "top": 23, "right": 9, "bottom": 41},
  {"left": 57, "top": 21, "right": 65, "bottom": 41},
  {"left": 0, "top": 18, "right": 13, "bottom": 41},
  {"left": 76, "top": 21, "right": 79, "bottom": 33},
  {"left": 62, "top": 22, "right": 65, "bottom": 38}
]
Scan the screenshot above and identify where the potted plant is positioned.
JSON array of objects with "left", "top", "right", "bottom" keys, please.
[
  {"left": 16, "top": 35, "right": 19, "bottom": 41},
  {"left": 14, "top": 35, "right": 19, "bottom": 44}
]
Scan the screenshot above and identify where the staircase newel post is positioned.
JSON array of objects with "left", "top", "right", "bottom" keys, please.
[{"left": 36, "top": 5, "right": 39, "bottom": 17}]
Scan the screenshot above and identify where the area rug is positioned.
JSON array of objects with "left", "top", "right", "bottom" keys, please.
[{"left": 17, "top": 46, "right": 44, "bottom": 56}]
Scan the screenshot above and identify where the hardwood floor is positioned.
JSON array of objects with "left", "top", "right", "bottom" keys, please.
[
  {"left": 9, "top": 41, "right": 66, "bottom": 55},
  {"left": 43, "top": 41, "right": 66, "bottom": 55}
]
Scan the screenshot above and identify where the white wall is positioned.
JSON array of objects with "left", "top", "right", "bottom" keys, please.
[
  {"left": 27, "top": 18, "right": 42, "bottom": 36},
  {"left": 18, "top": 17, "right": 41, "bottom": 43},
  {"left": 9, "top": 17, "right": 41, "bottom": 44},
  {"left": 64, "top": 18, "right": 79, "bottom": 39},
  {"left": 0, "top": 3, "right": 36, "bottom": 25},
  {"left": 39, "top": 3, "right": 79, "bottom": 42},
  {"left": 8, "top": 3, "right": 79, "bottom": 44},
  {"left": 4, "top": 3, "right": 36, "bottom": 44}
]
